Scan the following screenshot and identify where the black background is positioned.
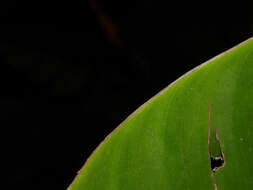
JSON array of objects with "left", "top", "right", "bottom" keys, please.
[{"left": 2, "top": 1, "right": 253, "bottom": 190}]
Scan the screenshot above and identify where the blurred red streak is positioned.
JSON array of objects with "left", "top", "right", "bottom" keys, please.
[{"left": 90, "top": 0, "right": 124, "bottom": 48}]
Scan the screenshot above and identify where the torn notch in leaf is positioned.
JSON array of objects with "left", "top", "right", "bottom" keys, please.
[{"left": 211, "top": 156, "right": 224, "bottom": 172}]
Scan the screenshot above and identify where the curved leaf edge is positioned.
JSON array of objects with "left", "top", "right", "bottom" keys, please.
[{"left": 67, "top": 36, "right": 253, "bottom": 190}]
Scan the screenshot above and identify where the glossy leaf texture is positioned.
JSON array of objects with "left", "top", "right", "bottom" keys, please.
[{"left": 68, "top": 37, "right": 253, "bottom": 190}]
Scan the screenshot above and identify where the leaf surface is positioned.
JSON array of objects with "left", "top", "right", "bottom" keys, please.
[{"left": 68, "top": 37, "right": 253, "bottom": 190}]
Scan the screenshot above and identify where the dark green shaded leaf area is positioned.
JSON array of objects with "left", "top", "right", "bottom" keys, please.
[{"left": 68, "top": 38, "right": 253, "bottom": 190}]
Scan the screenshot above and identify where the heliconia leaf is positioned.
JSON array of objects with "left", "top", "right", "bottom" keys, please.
[{"left": 67, "top": 37, "right": 253, "bottom": 190}]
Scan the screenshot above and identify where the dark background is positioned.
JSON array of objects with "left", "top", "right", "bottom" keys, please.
[{"left": 2, "top": 0, "right": 253, "bottom": 189}]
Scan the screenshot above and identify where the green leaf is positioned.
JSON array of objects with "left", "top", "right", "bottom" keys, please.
[{"left": 67, "top": 37, "right": 253, "bottom": 190}]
